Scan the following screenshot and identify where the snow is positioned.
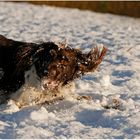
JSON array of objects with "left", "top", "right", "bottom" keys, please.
[{"left": 0, "top": 2, "right": 140, "bottom": 139}]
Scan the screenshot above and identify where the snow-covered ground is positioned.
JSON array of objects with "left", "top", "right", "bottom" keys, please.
[{"left": 0, "top": 2, "right": 140, "bottom": 139}]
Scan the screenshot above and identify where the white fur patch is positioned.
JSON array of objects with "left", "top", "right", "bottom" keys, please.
[{"left": 9, "top": 65, "right": 76, "bottom": 108}]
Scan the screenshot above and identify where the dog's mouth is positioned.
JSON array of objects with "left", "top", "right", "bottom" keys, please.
[{"left": 41, "top": 79, "right": 61, "bottom": 91}]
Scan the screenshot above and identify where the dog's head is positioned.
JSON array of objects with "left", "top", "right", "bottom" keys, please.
[{"left": 16, "top": 42, "right": 107, "bottom": 91}]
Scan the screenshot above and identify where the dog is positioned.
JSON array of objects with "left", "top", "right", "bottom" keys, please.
[{"left": 0, "top": 35, "right": 107, "bottom": 107}]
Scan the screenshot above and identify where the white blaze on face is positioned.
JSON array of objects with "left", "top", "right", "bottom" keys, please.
[
  {"left": 24, "top": 65, "right": 60, "bottom": 90},
  {"left": 24, "top": 65, "right": 40, "bottom": 88}
]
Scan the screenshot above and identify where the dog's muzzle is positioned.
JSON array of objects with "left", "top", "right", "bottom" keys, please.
[{"left": 41, "top": 78, "right": 60, "bottom": 90}]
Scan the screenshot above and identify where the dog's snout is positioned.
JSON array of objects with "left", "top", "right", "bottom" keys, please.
[
  {"left": 41, "top": 79, "right": 59, "bottom": 90},
  {"left": 42, "top": 81, "right": 53, "bottom": 88},
  {"left": 42, "top": 83, "right": 48, "bottom": 89}
]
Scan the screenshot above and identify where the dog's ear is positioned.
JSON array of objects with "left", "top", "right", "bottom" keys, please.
[
  {"left": 78, "top": 46, "right": 107, "bottom": 73},
  {"left": 15, "top": 42, "right": 59, "bottom": 74},
  {"left": 15, "top": 43, "right": 41, "bottom": 73}
]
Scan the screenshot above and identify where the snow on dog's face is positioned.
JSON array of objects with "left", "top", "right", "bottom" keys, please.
[
  {"left": 37, "top": 44, "right": 107, "bottom": 91},
  {"left": 41, "top": 47, "right": 84, "bottom": 90},
  {"left": 16, "top": 42, "right": 107, "bottom": 91}
]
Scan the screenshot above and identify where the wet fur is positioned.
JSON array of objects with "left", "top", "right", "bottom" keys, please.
[{"left": 0, "top": 35, "right": 107, "bottom": 106}]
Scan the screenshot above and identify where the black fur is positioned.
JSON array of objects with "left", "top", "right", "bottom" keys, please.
[{"left": 0, "top": 35, "right": 58, "bottom": 94}]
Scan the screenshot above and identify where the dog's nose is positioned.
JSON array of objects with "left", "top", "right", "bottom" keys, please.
[
  {"left": 42, "top": 79, "right": 59, "bottom": 90},
  {"left": 42, "top": 80, "right": 53, "bottom": 90},
  {"left": 42, "top": 83, "right": 48, "bottom": 89},
  {"left": 43, "top": 81, "right": 53, "bottom": 88}
]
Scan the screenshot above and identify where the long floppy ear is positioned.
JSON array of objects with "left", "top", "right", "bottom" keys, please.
[
  {"left": 79, "top": 46, "right": 107, "bottom": 73},
  {"left": 15, "top": 42, "right": 59, "bottom": 75},
  {"left": 15, "top": 43, "right": 43, "bottom": 74}
]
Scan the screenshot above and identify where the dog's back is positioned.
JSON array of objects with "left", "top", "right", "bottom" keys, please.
[
  {"left": 0, "top": 35, "right": 26, "bottom": 95},
  {"left": 0, "top": 35, "right": 25, "bottom": 68}
]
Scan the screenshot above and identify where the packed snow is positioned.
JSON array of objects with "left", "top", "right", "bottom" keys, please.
[{"left": 0, "top": 2, "right": 140, "bottom": 139}]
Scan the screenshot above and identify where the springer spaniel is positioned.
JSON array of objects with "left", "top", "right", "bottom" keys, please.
[{"left": 0, "top": 35, "right": 107, "bottom": 107}]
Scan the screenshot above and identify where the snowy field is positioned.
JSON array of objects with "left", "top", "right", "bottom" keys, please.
[{"left": 0, "top": 2, "right": 140, "bottom": 139}]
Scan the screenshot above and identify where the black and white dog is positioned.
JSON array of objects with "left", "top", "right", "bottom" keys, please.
[{"left": 0, "top": 35, "right": 107, "bottom": 107}]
